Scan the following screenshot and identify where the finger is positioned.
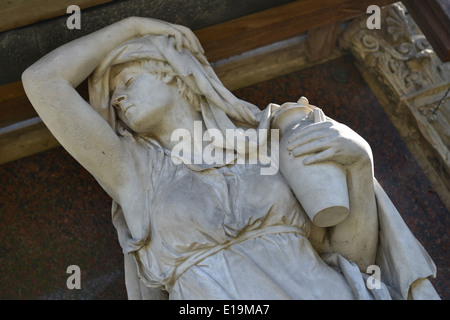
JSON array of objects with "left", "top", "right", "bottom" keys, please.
[
  {"left": 287, "top": 130, "right": 329, "bottom": 151},
  {"left": 286, "top": 121, "right": 333, "bottom": 145},
  {"left": 173, "top": 25, "right": 204, "bottom": 53},
  {"left": 181, "top": 33, "right": 197, "bottom": 51},
  {"left": 181, "top": 37, "right": 209, "bottom": 64},
  {"left": 185, "top": 32, "right": 204, "bottom": 53},
  {"left": 302, "top": 148, "right": 336, "bottom": 165},
  {"left": 174, "top": 33, "right": 183, "bottom": 52},
  {"left": 295, "top": 120, "right": 333, "bottom": 136},
  {"left": 286, "top": 127, "right": 336, "bottom": 151},
  {"left": 181, "top": 37, "right": 191, "bottom": 50},
  {"left": 193, "top": 36, "right": 205, "bottom": 54},
  {"left": 291, "top": 137, "right": 334, "bottom": 157},
  {"left": 195, "top": 36, "right": 205, "bottom": 54},
  {"left": 196, "top": 52, "right": 210, "bottom": 66}
]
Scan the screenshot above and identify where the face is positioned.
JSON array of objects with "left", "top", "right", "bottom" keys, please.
[{"left": 110, "top": 64, "right": 179, "bottom": 134}]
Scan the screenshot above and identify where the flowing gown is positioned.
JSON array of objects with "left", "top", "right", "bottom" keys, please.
[{"left": 110, "top": 139, "right": 412, "bottom": 299}]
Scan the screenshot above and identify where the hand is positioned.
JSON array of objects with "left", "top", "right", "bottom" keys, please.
[
  {"left": 170, "top": 23, "right": 205, "bottom": 54},
  {"left": 285, "top": 119, "right": 373, "bottom": 167},
  {"left": 128, "top": 17, "right": 205, "bottom": 56}
]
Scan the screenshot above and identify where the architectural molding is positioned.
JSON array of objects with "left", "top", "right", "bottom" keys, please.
[{"left": 340, "top": 2, "right": 450, "bottom": 210}]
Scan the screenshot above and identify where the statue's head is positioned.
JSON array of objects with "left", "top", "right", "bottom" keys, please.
[
  {"left": 89, "top": 34, "right": 259, "bottom": 133},
  {"left": 106, "top": 57, "right": 205, "bottom": 135},
  {"left": 88, "top": 33, "right": 272, "bottom": 169}
]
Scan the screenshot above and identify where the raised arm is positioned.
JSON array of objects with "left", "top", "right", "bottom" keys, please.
[
  {"left": 22, "top": 17, "right": 201, "bottom": 203},
  {"left": 23, "top": 17, "right": 202, "bottom": 89}
]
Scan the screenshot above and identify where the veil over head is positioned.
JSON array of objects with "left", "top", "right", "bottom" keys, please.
[{"left": 88, "top": 34, "right": 273, "bottom": 157}]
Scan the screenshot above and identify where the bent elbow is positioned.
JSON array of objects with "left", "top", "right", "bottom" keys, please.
[
  {"left": 22, "top": 64, "right": 62, "bottom": 103},
  {"left": 21, "top": 66, "right": 42, "bottom": 95},
  {"left": 21, "top": 65, "right": 62, "bottom": 115},
  {"left": 21, "top": 67, "right": 34, "bottom": 86}
]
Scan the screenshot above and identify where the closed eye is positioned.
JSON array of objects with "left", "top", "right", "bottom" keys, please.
[{"left": 125, "top": 77, "right": 134, "bottom": 87}]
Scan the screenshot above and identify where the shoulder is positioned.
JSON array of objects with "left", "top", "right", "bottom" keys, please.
[{"left": 112, "top": 133, "right": 164, "bottom": 203}]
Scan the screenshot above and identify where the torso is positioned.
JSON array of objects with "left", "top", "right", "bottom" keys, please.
[{"left": 120, "top": 139, "right": 310, "bottom": 288}]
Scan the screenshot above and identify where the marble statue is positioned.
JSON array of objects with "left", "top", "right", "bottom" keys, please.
[{"left": 22, "top": 17, "right": 439, "bottom": 300}]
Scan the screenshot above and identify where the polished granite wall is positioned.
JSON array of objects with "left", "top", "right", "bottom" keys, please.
[{"left": 0, "top": 55, "right": 448, "bottom": 299}]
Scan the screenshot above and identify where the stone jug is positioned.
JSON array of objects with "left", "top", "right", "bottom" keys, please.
[{"left": 272, "top": 97, "right": 350, "bottom": 227}]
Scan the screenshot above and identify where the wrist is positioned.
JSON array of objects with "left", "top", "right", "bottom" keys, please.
[{"left": 119, "top": 16, "right": 141, "bottom": 36}]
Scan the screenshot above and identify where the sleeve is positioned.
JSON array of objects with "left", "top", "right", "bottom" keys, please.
[
  {"left": 373, "top": 178, "right": 439, "bottom": 299},
  {"left": 110, "top": 139, "right": 170, "bottom": 299}
]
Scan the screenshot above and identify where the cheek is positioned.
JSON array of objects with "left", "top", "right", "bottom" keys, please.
[
  {"left": 145, "top": 81, "right": 177, "bottom": 106},
  {"left": 117, "top": 100, "right": 168, "bottom": 134},
  {"left": 115, "top": 78, "right": 178, "bottom": 133}
]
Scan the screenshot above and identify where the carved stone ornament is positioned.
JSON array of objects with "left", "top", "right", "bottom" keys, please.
[
  {"left": 340, "top": 2, "right": 450, "bottom": 204},
  {"left": 21, "top": 16, "right": 440, "bottom": 300},
  {"left": 341, "top": 2, "right": 449, "bottom": 97}
]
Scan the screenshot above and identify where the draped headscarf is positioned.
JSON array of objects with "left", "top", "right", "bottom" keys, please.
[{"left": 88, "top": 34, "right": 273, "bottom": 163}]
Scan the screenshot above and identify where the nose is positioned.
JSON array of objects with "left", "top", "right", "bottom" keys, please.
[{"left": 111, "top": 95, "right": 127, "bottom": 110}]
